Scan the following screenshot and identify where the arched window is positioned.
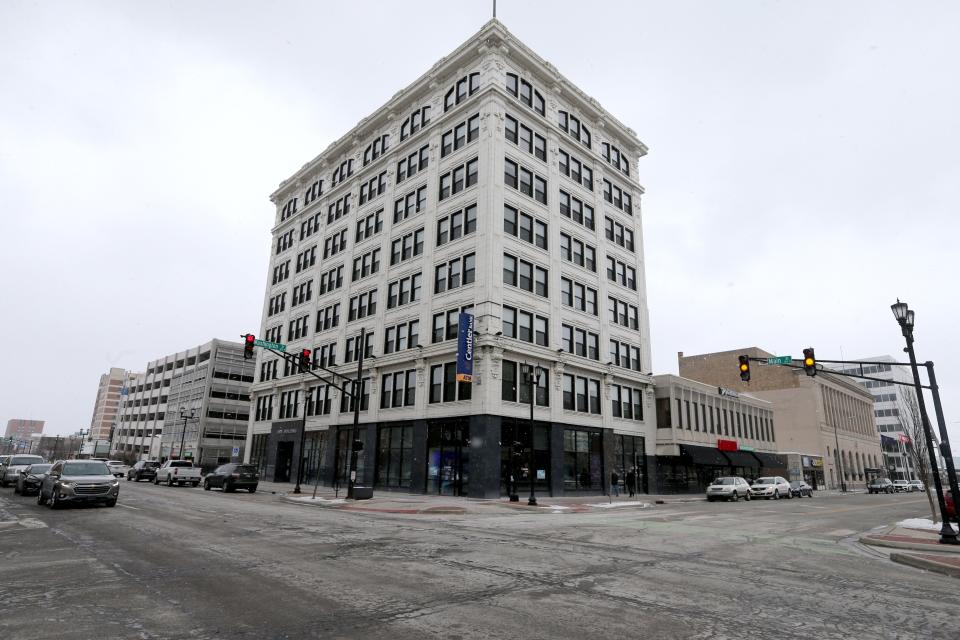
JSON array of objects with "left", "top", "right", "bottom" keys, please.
[
  {"left": 444, "top": 72, "right": 480, "bottom": 111},
  {"left": 505, "top": 73, "right": 545, "bottom": 116}
]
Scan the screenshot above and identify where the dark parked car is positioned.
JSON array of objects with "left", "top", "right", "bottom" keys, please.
[
  {"left": 127, "top": 460, "right": 160, "bottom": 482},
  {"left": 38, "top": 460, "right": 119, "bottom": 508},
  {"left": 204, "top": 464, "right": 259, "bottom": 493},
  {"left": 868, "top": 478, "right": 895, "bottom": 494},
  {"left": 790, "top": 480, "right": 814, "bottom": 498},
  {"left": 14, "top": 463, "right": 52, "bottom": 495}
]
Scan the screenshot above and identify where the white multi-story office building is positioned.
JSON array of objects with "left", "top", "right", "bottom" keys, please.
[
  {"left": 113, "top": 339, "right": 254, "bottom": 467},
  {"left": 244, "top": 20, "right": 653, "bottom": 498},
  {"left": 828, "top": 356, "right": 917, "bottom": 481}
]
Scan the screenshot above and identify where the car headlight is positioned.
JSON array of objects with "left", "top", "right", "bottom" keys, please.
[
  {"left": 111, "top": 479, "right": 120, "bottom": 486},
  {"left": 60, "top": 480, "right": 75, "bottom": 488}
]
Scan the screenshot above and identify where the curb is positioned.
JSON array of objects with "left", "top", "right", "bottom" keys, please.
[
  {"left": 890, "top": 552, "right": 960, "bottom": 579},
  {"left": 859, "top": 536, "right": 960, "bottom": 554}
]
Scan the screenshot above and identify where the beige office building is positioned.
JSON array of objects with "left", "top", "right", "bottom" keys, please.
[
  {"left": 89, "top": 367, "right": 137, "bottom": 442},
  {"left": 678, "top": 348, "right": 884, "bottom": 490}
]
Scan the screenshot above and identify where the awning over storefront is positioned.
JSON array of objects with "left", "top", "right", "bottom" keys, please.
[
  {"left": 680, "top": 444, "right": 729, "bottom": 467},
  {"left": 752, "top": 452, "right": 786, "bottom": 468},
  {"left": 724, "top": 450, "right": 760, "bottom": 468}
]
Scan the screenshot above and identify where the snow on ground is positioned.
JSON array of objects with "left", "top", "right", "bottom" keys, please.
[
  {"left": 540, "top": 505, "right": 571, "bottom": 511},
  {"left": 588, "top": 501, "right": 649, "bottom": 509},
  {"left": 287, "top": 496, "right": 346, "bottom": 505},
  {"left": 897, "top": 518, "right": 942, "bottom": 531}
]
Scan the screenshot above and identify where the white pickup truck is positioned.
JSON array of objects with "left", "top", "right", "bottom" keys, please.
[{"left": 154, "top": 460, "right": 202, "bottom": 487}]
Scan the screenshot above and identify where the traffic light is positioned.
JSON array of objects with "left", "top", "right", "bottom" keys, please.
[
  {"left": 243, "top": 334, "right": 255, "bottom": 360},
  {"left": 353, "top": 439, "right": 364, "bottom": 452},
  {"left": 299, "top": 349, "right": 312, "bottom": 373},
  {"left": 738, "top": 355, "right": 751, "bottom": 382},
  {"left": 803, "top": 347, "right": 816, "bottom": 376}
]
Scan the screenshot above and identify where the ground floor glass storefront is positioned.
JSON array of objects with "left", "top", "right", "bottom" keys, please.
[
  {"left": 613, "top": 434, "right": 647, "bottom": 494},
  {"left": 500, "top": 419, "right": 550, "bottom": 496},
  {"left": 427, "top": 420, "right": 470, "bottom": 496},
  {"left": 563, "top": 428, "right": 604, "bottom": 493},
  {"left": 376, "top": 423, "right": 414, "bottom": 490}
]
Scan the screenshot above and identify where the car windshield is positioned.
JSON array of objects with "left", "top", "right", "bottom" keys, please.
[
  {"left": 11, "top": 456, "right": 44, "bottom": 465},
  {"left": 711, "top": 478, "right": 735, "bottom": 485},
  {"left": 27, "top": 464, "right": 52, "bottom": 474},
  {"left": 62, "top": 462, "right": 110, "bottom": 476},
  {"left": 169, "top": 461, "right": 192, "bottom": 467},
  {"left": 107, "top": 461, "right": 125, "bottom": 466},
  {"left": 755, "top": 477, "right": 775, "bottom": 485},
  {"left": 790, "top": 481, "right": 801, "bottom": 488}
]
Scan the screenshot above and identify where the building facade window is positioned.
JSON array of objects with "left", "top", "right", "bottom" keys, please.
[
  {"left": 502, "top": 253, "right": 548, "bottom": 297},
  {"left": 606, "top": 256, "right": 637, "bottom": 290},
  {"left": 400, "top": 106, "right": 431, "bottom": 141},
  {"left": 504, "top": 157, "right": 547, "bottom": 204},
  {"left": 609, "top": 340, "right": 642, "bottom": 371},
  {"left": 397, "top": 145, "right": 429, "bottom": 183},
  {"left": 394, "top": 185, "right": 427, "bottom": 223},
  {"left": 605, "top": 217, "right": 635, "bottom": 252},
  {"left": 502, "top": 306, "right": 549, "bottom": 347},
  {"left": 505, "top": 114, "right": 546, "bottom": 161},
  {"left": 380, "top": 370, "right": 417, "bottom": 409},
  {"left": 352, "top": 248, "right": 381, "bottom": 281},
  {"left": 559, "top": 190, "right": 594, "bottom": 230},
  {"left": 376, "top": 424, "right": 414, "bottom": 488},
  {"left": 504, "top": 204, "right": 547, "bottom": 249},
  {"left": 322, "top": 229, "right": 348, "bottom": 259},
  {"left": 358, "top": 171, "right": 387, "bottom": 205},
  {"left": 441, "top": 114, "right": 480, "bottom": 158},
  {"left": 603, "top": 178, "right": 633, "bottom": 215},
  {"left": 387, "top": 273, "right": 423, "bottom": 309},
  {"left": 436, "top": 203, "right": 477, "bottom": 246},
  {"left": 608, "top": 296, "right": 640, "bottom": 330},
  {"left": 560, "top": 277, "right": 598, "bottom": 315},
  {"left": 560, "top": 232, "right": 596, "bottom": 271},
  {"left": 383, "top": 319, "right": 420, "bottom": 354},
  {"left": 355, "top": 209, "right": 384, "bottom": 243},
  {"left": 444, "top": 72, "right": 480, "bottom": 111},
  {"left": 318, "top": 265, "right": 344, "bottom": 295},
  {"left": 559, "top": 149, "right": 593, "bottom": 190},
  {"left": 435, "top": 254, "right": 476, "bottom": 293},
  {"left": 390, "top": 228, "right": 425, "bottom": 265},
  {"left": 601, "top": 142, "right": 630, "bottom": 176},
  {"left": 610, "top": 384, "right": 644, "bottom": 421},
  {"left": 563, "top": 429, "right": 603, "bottom": 490},
  {"left": 347, "top": 290, "right": 378, "bottom": 321},
  {"left": 363, "top": 134, "right": 389, "bottom": 166},
  {"left": 562, "top": 374, "right": 601, "bottom": 414},
  {"left": 432, "top": 305, "right": 474, "bottom": 343},
  {"left": 315, "top": 303, "right": 341, "bottom": 332},
  {"left": 505, "top": 73, "right": 545, "bottom": 116},
  {"left": 558, "top": 111, "right": 591, "bottom": 148},
  {"left": 295, "top": 246, "right": 317, "bottom": 273},
  {"left": 562, "top": 324, "right": 599, "bottom": 360},
  {"left": 429, "top": 362, "right": 472, "bottom": 403},
  {"left": 331, "top": 158, "right": 353, "bottom": 187},
  {"left": 439, "top": 157, "right": 479, "bottom": 201}
]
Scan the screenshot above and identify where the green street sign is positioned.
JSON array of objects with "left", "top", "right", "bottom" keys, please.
[
  {"left": 254, "top": 339, "right": 286, "bottom": 352},
  {"left": 767, "top": 356, "right": 792, "bottom": 365}
]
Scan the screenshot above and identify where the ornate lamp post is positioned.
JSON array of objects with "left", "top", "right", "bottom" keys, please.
[
  {"left": 523, "top": 363, "right": 544, "bottom": 506},
  {"left": 891, "top": 300, "right": 957, "bottom": 544}
]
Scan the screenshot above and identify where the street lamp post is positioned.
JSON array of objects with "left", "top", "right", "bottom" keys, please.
[
  {"left": 177, "top": 407, "right": 197, "bottom": 462},
  {"left": 524, "top": 363, "right": 543, "bottom": 507},
  {"left": 891, "top": 299, "right": 958, "bottom": 544},
  {"left": 76, "top": 429, "right": 88, "bottom": 459}
]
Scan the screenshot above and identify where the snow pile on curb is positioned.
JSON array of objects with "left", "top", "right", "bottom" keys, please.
[
  {"left": 588, "top": 501, "right": 650, "bottom": 510},
  {"left": 286, "top": 496, "right": 346, "bottom": 505},
  {"left": 897, "top": 518, "right": 942, "bottom": 531},
  {"left": 540, "top": 505, "right": 571, "bottom": 511}
]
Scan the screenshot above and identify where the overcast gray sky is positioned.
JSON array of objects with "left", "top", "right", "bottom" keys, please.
[{"left": 2, "top": 0, "right": 958, "bottom": 445}]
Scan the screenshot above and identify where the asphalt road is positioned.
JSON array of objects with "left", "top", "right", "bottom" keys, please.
[{"left": 0, "top": 483, "right": 955, "bottom": 640}]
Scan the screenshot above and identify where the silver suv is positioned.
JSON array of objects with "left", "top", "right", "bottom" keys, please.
[
  {"left": 38, "top": 460, "right": 119, "bottom": 508},
  {"left": 706, "top": 476, "right": 752, "bottom": 502},
  {"left": 1, "top": 454, "right": 45, "bottom": 487},
  {"left": 750, "top": 476, "right": 793, "bottom": 500}
]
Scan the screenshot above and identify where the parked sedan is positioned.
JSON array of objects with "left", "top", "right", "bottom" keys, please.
[
  {"left": 14, "top": 463, "right": 52, "bottom": 495},
  {"left": 750, "top": 476, "right": 793, "bottom": 500},
  {"left": 203, "top": 464, "right": 259, "bottom": 493},
  {"left": 126, "top": 460, "right": 160, "bottom": 482},
  {"left": 38, "top": 460, "right": 119, "bottom": 508},
  {"left": 789, "top": 480, "right": 814, "bottom": 498},
  {"left": 706, "top": 476, "right": 752, "bottom": 502},
  {"left": 909, "top": 480, "right": 925, "bottom": 492}
]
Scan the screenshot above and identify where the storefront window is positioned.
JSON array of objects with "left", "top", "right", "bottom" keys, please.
[
  {"left": 613, "top": 434, "right": 647, "bottom": 494},
  {"left": 500, "top": 419, "right": 550, "bottom": 495},
  {"left": 301, "top": 431, "right": 328, "bottom": 484},
  {"left": 250, "top": 434, "right": 268, "bottom": 479},
  {"left": 563, "top": 428, "right": 603, "bottom": 491},
  {"left": 376, "top": 424, "right": 414, "bottom": 488}
]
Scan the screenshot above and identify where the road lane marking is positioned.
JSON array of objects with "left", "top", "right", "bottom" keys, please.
[{"left": 117, "top": 504, "right": 141, "bottom": 510}]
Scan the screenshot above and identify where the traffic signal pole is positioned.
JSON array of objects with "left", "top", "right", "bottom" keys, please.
[{"left": 347, "top": 328, "right": 366, "bottom": 500}]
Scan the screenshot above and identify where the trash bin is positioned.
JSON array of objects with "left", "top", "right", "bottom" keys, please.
[{"left": 349, "top": 485, "right": 373, "bottom": 500}]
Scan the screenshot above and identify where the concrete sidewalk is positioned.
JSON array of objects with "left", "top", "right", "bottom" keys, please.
[
  {"left": 254, "top": 480, "right": 709, "bottom": 515},
  {"left": 861, "top": 522, "right": 960, "bottom": 579}
]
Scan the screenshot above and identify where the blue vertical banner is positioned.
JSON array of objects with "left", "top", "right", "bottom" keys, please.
[{"left": 456, "top": 312, "right": 475, "bottom": 382}]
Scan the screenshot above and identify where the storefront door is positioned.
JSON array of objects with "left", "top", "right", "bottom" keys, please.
[
  {"left": 274, "top": 441, "right": 293, "bottom": 483},
  {"left": 427, "top": 421, "right": 469, "bottom": 496}
]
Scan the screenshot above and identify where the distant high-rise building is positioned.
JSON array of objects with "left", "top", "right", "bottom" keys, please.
[
  {"left": 89, "top": 367, "right": 138, "bottom": 443},
  {"left": 5, "top": 418, "right": 44, "bottom": 439}
]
